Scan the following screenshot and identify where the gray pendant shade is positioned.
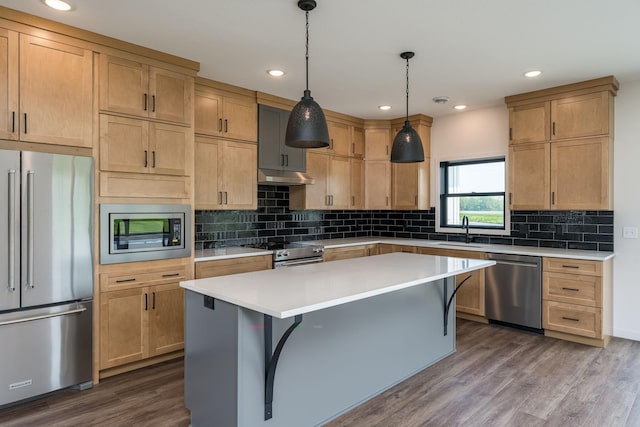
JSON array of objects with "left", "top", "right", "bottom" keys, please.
[
  {"left": 285, "top": 90, "right": 330, "bottom": 148},
  {"left": 390, "top": 120, "right": 425, "bottom": 163}
]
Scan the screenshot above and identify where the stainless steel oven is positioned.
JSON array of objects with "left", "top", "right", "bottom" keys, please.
[
  {"left": 100, "top": 204, "right": 191, "bottom": 264},
  {"left": 244, "top": 241, "right": 324, "bottom": 269}
]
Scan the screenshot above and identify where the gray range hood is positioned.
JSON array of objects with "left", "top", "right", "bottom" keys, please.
[
  {"left": 258, "top": 168, "right": 314, "bottom": 185},
  {"left": 258, "top": 104, "right": 313, "bottom": 185}
]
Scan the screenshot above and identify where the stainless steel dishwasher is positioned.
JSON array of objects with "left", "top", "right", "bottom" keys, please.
[{"left": 485, "top": 253, "right": 542, "bottom": 331}]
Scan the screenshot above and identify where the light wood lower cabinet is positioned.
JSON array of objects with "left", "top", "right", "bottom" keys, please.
[
  {"left": 542, "top": 257, "right": 612, "bottom": 347},
  {"left": 99, "top": 265, "right": 189, "bottom": 371},
  {"left": 195, "top": 255, "right": 272, "bottom": 279},
  {"left": 323, "top": 244, "right": 378, "bottom": 262},
  {"left": 418, "top": 247, "right": 486, "bottom": 317}
]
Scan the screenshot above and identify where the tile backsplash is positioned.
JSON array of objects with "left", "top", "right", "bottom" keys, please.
[{"left": 195, "top": 185, "right": 614, "bottom": 251}]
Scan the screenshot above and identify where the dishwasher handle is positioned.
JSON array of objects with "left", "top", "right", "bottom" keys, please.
[{"left": 492, "top": 259, "right": 540, "bottom": 268}]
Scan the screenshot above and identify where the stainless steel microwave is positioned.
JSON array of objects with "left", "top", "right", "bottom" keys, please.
[{"left": 100, "top": 204, "right": 191, "bottom": 264}]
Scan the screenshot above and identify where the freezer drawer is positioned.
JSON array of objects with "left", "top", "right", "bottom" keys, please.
[{"left": 0, "top": 302, "right": 93, "bottom": 407}]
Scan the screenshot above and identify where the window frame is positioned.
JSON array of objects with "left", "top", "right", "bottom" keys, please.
[{"left": 438, "top": 156, "right": 508, "bottom": 233}]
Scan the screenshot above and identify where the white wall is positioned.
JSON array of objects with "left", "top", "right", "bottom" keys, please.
[
  {"left": 430, "top": 86, "right": 640, "bottom": 341},
  {"left": 613, "top": 78, "right": 640, "bottom": 341}
]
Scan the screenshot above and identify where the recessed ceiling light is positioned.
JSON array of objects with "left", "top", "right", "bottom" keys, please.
[
  {"left": 453, "top": 105, "right": 467, "bottom": 110},
  {"left": 524, "top": 70, "right": 543, "bottom": 78},
  {"left": 378, "top": 105, "right": 391, "bottom": 111},
  {"left": 42, "top": 0, "right": 73, "bottom": 11},
  {"left": 267, "top": 69, "right": 285, "bottom": 77}
]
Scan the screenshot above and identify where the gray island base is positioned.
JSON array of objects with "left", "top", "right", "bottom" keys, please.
[{"left": 182, "top": 253, "right": 495, "bottom": 426}]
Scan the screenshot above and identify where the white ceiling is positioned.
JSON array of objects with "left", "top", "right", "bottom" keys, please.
[{"left": 2, "top": 0, "right": 640, "bottom": 119}]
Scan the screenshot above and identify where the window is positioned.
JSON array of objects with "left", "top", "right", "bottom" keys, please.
[{"left": 439, "top": 157, "right": 506, "bottom": 230}]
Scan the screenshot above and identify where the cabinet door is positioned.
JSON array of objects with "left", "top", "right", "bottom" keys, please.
[
  {"left": 324, "top": 246, "right": 368, "bottom": 262},
  {"left": 100, "top": 288, "right": 148, "bottom": 369},
  {"left": 327, "top": 121, "right": 351, "bottom": 156},
  {"left": 20, "top": 35, "right": 93, "bottom": 147},
  {"left": 195, "top": 255, "right": 272, "bottom": 278},
  {"left": 100, "top": 115, "right": 149, "bottom": 174},
  {"left": 551, "top": 138, "right": 610, "bottom": 210},
  {"left": 509, "top": 102, "right": 550, "bottom": 144},
  {"left": 365, "top": 160, "right": 391, "bottom": 209},
  {"left": 220, "top": 140, "right": 257, "bottom": 209},
  {"left": 99, "top": 54, "right": 148, "bottom": 117},
  {"left": 508, "top": 142, "right": 550, "bottom": 210},
  {"left": 149, "top": 122, "right": 191, "bottom": 176},
  {"left": 0, "top": 28, "right": 18, "bottom": 140},
  {"left": 258, "top": 104, "right": 284, "bottom": 170},
  {"left": 222, "top": 95, "right": 257, "bottom": 142},
  {"left": 365, "top": 129, "right": 390, "bottom": 160},
  {"left": 304, "top": 152, "right": 330, "bottom": 209},
  {"left": 194, "top": 89, "right": 222, "bottom": 136},
  {"left": 195, "top": 137, "right": 222, "bottom": 209},
  {"left": 329, "top": 156, "right": 351, "bottom": 209},
  {"left": 149, "top": 66, "right": 193, "bottom": 125},
  {"left": 350, "top": 158, "right": 365, "bottom": 209},
  {"left": 148, "top": 284, "right": 184, "bottom": 357},
  {"left": 392, "top": 162, "right": 418, "bottom": 210},
  {"left": 551, "top": 92, "right": 610, "bottom": 140},
  {"left": 352, "top": 127, "right": 365, "bottom": 159}
]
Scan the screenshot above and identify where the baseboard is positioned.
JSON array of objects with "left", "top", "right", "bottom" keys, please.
[
  {"left": 544, "top": 330, "right": 608, "bottom": 348},
  {"left": 99, "top": 351, "right": 184, "bottom": 380},
  {"left": 456, "top": 312, "right": 489, "bottom": 324}
]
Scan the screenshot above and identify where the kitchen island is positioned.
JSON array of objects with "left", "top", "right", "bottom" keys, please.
[{"left": 180, "top": 252, "right": 495, "bottom": 426}]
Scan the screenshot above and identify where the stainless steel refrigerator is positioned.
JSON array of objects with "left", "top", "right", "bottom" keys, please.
[{"left": 0, "top": 149, "right": 93, "bottom": 407}]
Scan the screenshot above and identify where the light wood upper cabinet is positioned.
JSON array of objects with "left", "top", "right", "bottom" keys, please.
[
  {"left": 551, "top": 92, "right": 610, "bottom": 140},
  {"left": 509, "top": 142, "right": 550, "bottom": 210},
  {"left": 289, "top": 152, "right": 351, "bottom": 210},
  {"left": 194, "top": 137, "right": 257, "bottom": 210},
  {"left": 365, "top": 128, "right": 390, "bottom": 160},
  {"left": 551, "top": 137, "right": 610, "bottom": 210},
  {"left": 352, "top": 127, "right": 365, "bottom": 158},
  {"left": 99, "top": 54, "right": 193, "bottom": 125},
  {"left": 350, "top": 158, "right": 365, "bottom": 209},
  {"left": 509, "top": 102, "right": 550, "bottom": 144},
  {"left": 0, "top": 32, "right": 93, "bottom": 147},
  {"left": 100, "top": 115, "right": 191, "bottom": 177},
  {"left": 365, "top": 160, "right": 391, "bottom": 210},
  {"left": 328, "top": 121, "right": 351, "bottom": 156},
  {"left": 392, "top": 162, "right": 419, "bottom": 209},
  {"left": 194, "top": 87, "right": 257, "bottom": 142},
  {"left": 0, "top": 28, "right": 18, "bottom": 141}
]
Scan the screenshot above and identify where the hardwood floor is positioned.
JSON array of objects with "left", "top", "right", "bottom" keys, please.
[{"left": 1, "top": 319, "right": 638, "bottom": 426}]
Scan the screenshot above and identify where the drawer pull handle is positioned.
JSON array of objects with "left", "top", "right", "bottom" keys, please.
[
  {"left": 561, "top": 265, "right": 580, "bottom": 269},
  {"left": 562, "top": 316, "right": 580, "bottom": 322},
  {"left": 162, "top": 273, "right": 180, "bottom": 278},
  {"left": 562, "top": 287, "right": 580, "bottom": 292},
  {"left": 116, "top": 278, "right": 136, "bottom": 283}
]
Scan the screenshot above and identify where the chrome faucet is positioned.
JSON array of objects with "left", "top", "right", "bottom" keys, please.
[{"left": 462, "top": 215, "right": 472, "bottom": 243}]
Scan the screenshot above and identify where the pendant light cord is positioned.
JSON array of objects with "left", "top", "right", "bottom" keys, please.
[
  {"left": 405, "top": 56, "right": 410, "bottom": 121},
  {"left": 305, "top": 10, "right": 310, "bottom": 91}
]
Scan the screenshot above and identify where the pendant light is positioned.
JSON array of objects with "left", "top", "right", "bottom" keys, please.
[
  {"left": 390, "top": 51, "right": 425, "bottom": 163},
  {"left": 285, "top": 0, "right": 330, "bottom": 148}
]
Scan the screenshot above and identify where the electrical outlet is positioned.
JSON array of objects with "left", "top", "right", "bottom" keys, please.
[{"left": 623, "top": 227, "right": 638, "bottom": 239}]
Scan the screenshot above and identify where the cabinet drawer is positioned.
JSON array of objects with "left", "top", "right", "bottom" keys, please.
[
  {"left": 543, "top": 301, "right": 601, "bottom": 338},
  {"left": 543, "top": 272, "right": 601, "bottom": 307},
  {"left": 100, "top": 266, "right": 188, "bottom": 292},
  {"left": 195, "top": 255, "right": 272, "bottom": 279},
  {"left": 543, "top": 258, "right": 602, "bottom": 276}
]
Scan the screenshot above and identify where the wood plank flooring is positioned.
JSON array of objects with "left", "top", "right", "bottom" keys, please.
[{"left": 1, "top": 319, "right": 638, "bottom": 426}]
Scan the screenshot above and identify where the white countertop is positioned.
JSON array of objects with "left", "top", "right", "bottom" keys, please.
[
  {"left": 181, "top": 252, "right": 495, "bottom": 319},
  {"left": 194, "top": 247, "right": 272, "bottom": 262},
  {"left": 315, "top": 237, "right": 614, "bottom": 261}
]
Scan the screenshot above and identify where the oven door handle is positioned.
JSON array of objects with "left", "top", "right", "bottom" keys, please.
[{"left": 277, "top": 258, "right": 324, "bottom": 268}]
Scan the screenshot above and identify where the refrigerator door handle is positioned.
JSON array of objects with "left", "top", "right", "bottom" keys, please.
[
  {"left": 7, "top": 169, "right": 16, "bottom": 292},
  {"left": 26, "top": 170, "right": 35, "bottom": 289},
  {"left": 0, "top": 306, "right": 87, "bottom": 326}
]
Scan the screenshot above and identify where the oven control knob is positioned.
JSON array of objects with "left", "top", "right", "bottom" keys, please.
[
  {"left": 281, "top": 251, "right": 290, "bottom": 257},
  {"left": 313, "top": 248, "right": 324, "bottom": 254}
]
